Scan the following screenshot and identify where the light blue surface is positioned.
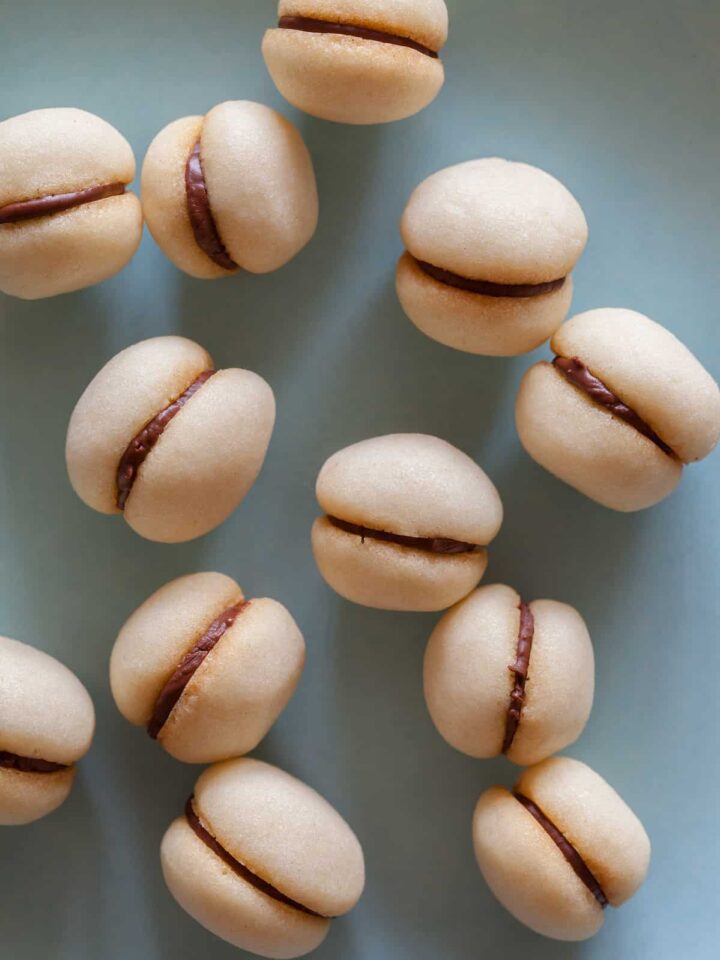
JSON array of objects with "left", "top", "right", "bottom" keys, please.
[{"left": 1, "top": 1, "right": 719, "bottom": 957}]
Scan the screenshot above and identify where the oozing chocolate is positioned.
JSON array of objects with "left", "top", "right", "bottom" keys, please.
[
  {"left": 116, "top": 369, "right": 217, "bottom": 510},
  {"left": 185, "top": 141, "right": 238, "bottom": 271},
  {"left": 513, "top": 792, "right": 609, "bottom": 909},
  {"left": 328, "top": 515, "right": 478, "bottom": 555},
  {"left": 185, "top": 796, "right": 325, "bottom": 917},
  {"left": 553, "top": 356, "right": 675, "bottom": 458},
  {"left": 0, "top": 182, "right": 126, "bottom": 225},
  {"left": 415, "top": 259, "right": 567, "bottom": 299},
  {"left": 278, "top": 15, "right": 440, "bottom": 58},
  {"left": 147, "top": 600, "right": 250, "bottom": 739},
  {"left": 501, "top": 601, "right": 535, "bottom": 754},
  {"left": 0, "top": 751, "right": 68, "bottom": 774}
]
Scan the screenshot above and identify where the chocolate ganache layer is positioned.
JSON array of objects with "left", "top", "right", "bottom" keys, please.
[
  {"left": 185, "top": 796, "right": 326, "bottom": 917},
  {"left": 501, "top": 601, "right": 535, "bottom": 754},
  {"left": 0, "top": 182, "right": 126, "bottom": 225},
  {"left": 147, "top": 600, "right": 250, "bottom": 739},
  {"left": 553, "top": 356, "right": 675, "bottom": 458},
  {"left": 0, "top": 750, "right": 68, "bottom": 774},
  {"left": 278, "top": 15, "right": 440, "bottom": 58},
  {"left": 185, "top": 141, "right": 239, "bottom": 271},
  {"left": 328, "top": 516, "right": 479, "bottom": 555},
  {"left": 513, "top": 792, "right": 609, "bottom": 909},
  {"left": 116, "top": 369, "right": 217, "bottom": 510},
  {"left": 415, "top": 259, "right": 567, "bottom": 299}
]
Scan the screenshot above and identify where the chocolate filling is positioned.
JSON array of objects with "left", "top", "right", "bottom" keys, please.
[
  {"left": 0, "top": 182, "right": 126, "bottom": 225},
  {"left": 147, "top": 600, "right": 250, "bottom": 739},
  {"left": 116, "top": 369, "right": 217, "bottom": 510},
  {"left": 185, "top": 796, "right": 325, "bottom": 917},
  {"left": 328, "top": 515, "right": 478, "bottom": 555},
  {"left": 553, "top": 356, "right": 675, "bottom": 458},
  {"left": 185, "top": 141, "right": 238, "bottom": 271},
  {"left": 278, "top": 15, "right": 439, "bottom": 58},
  {"left": 415, "top": 259, "right": 567, "bottom": 299},
  {"left": 514, "top": 792, "right": 609, "bottom": 909},
  {"left": 0, "top": 751, "right": 68, "bottom": 774},
  {"left": 501, "top": 601, "right": 535, "bottom": 754}
]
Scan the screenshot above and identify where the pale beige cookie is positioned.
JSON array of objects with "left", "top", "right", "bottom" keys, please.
[
  {"left": 0, "top": 107, "right": 142, "bottom": 299},
  {"left": 142, "top": 101, "right": 318, "bottom": 279},
  {"left": 0, "top": 636, "right": 95, "bottom": 826},
  {"left": 110, "top": 572, "right": 305, "bottom": 763},
  {"left": 312, "top": 433, "right": 503, "bottom": 611},
  {"left": 397, "top": 158, "right": 588, "bottom": 355},
  {"left": 424, "top": 584, "right": 594, "bottom": 765},
  {"left": 472, "top": 757, "right": 651, "bottom": 940},
  {"left": 66, "top": 336, "right": 275, "bottom": 543},
  {"left": 161, "top": 758, "right": 365, "bottom": 958},
  {"left": 516, "top": 308, "right": 720, "bottom": 510},
  {"left": 262, "top": 0, "right": 448, "bottom": 125}
]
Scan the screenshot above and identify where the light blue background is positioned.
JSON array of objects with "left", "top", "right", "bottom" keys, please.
[{"left": 1, "top": 1, "right": 718, "bottom": 957}]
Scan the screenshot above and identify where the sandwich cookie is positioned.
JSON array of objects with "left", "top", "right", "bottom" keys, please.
[
  {"left": 397, "top": 158, "right": 588, "bottom": 355},
  {"left": 424, "top": 584, "right": 594, "bottom": 765},
  {"left": 262, "top": 1, "right": 449, "bottom": 124},
  {"left": 0, "top": 107, "right": 142, "bottom": 299},
  {"left": 110, "top": 573, "right": 305, "bottom": 764},
  {"left": 516, "top": 308, "right": 720, "bottom": 510},
  {"left": 142, "top": 100, "right": 318, "bottom": 279},
  {"left": 312, "top": 433, "right": 503, "bottom": 611},
  {"left": 161, "top": 758, "right": 365, "bottom": 958},
  {"left": 66, "top": 336, "right": 275, "bottom": 543},
  {"left": 0, "top": 636, "right": 95, "bottom": 826},
  {"left": 472, "top": 757, "right": 651, "bottom": 940}
]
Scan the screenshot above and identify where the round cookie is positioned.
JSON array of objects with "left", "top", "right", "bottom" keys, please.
[
  {"left": 262, "top": 1, "right": 448, "bottom": 125},
  {"left": 142, "top": 100, "right": 318, "bottom": 279},
  {"left": 397, "top": 158, "right": 588, "bottom": 356},
  {"left": 312, "top": 433, "right": 503, "bottom": 611},
  {"left": 472, "top": 757, "right": 651, "bottom": 941},
  {"left": 424, "top": 584, "right": 594, "bottom": 765},
  {"left": 0, "top": 107, "right": 142, "bottom": 300},
  {"left": 516, "top": 308, "right": 720, "bottom": 511},
  {"left": 66, "top": 336, "right": 275, "bottom": 543},
  {"left": 161, "top": 758, "right": 365, "bottom": 958},
  {"left": 110, "top": 572, "right": 305, "bottom": 764},
  {"left": 0, "top": 636, "right": 95, "bottom": 826}
]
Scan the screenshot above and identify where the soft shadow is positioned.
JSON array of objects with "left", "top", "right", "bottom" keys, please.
[
  {"left": 311, "top": 909, "right": 360, "bottom": 960},
  {"left": 325, "top": 593, "right": 596, "bottom": 959},
  {"left": 0, "top": 765, "right": 104, "bottom": 959},
  {"left": 487, "top": 438, "right": 656, "bottom": 610},
  {"left": 252, "top": 276, "right": 520, "bottom": 538},
  {"left": 173, "top": 119, "right": 389, "bottom": 386}
]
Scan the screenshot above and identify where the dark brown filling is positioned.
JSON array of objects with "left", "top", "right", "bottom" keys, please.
[
  {"left": 147, "top": 600, "right": 250, "bottom": 739},
  {"left": 328, "top": 515, "right": 479, "bottom": 555},
  {"left": 415, "top": 259, "right": 567, "bottom": 299},
  {"left": 185, "top": 796, "right": 325, "bottom": 917},
  {"left": 514, "top": 792, "right": 609, "bottom": 908},
  {"left": 553, "top": 356, "right": 676, "bottom": 458},
  {"left": 501, "top": 601, "right": 535, "bottom": 754},
  {"left": 185, "top": 141, "right": 238, "bottom": 271},
  {"left": 0, "top": 751, "right": 68, "bottom": 774},
  {"left": 278, "top": 15, "right": 439, "bottom": 58},
  {"left": 116, "top": 369, "right": 217, "bottom": 510},
  {"left": 0, "top": 182, "right": 126, "bottom": 225}
]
